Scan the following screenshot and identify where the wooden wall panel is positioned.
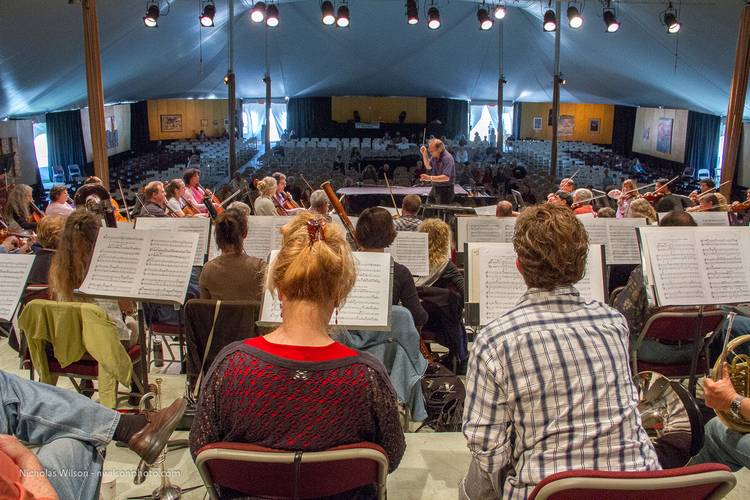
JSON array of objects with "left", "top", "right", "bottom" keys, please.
[
  {"left": 519, "top": 102, "right": 615, "bottom": 144},
  {"left": 331, "top": 96, "right": 426, "bottom": 124},
  {"left": 147, "top": 99, "right": 228, "bottom": 141}
]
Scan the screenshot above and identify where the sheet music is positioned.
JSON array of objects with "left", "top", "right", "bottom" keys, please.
[
  {"left": 259, "top": 251, "right": 392, "bottom": 329},
  {"left": 0, "top": 254, "right": 35, "bottom": 321},
  {"left": 469, "top": 243, "right": 606, "bottom": 326},
  {"left": 386, "top": 231, "right": 429, "bottom": 276},
  {"left": 79, "top": 228, "right": 198, "bottom": 304},
  {"left": 457, "top": 216, "right": 516, "bottom": 250},
  {"left": 116, "top": 220, "right": 135, "bottom": 229},
  {"left": 473, "top": 205, "right": 498, "bottom": 216},
  {"left": 580, "top": 218, "right": 646, "bottom": 265},
  {"left": 135, "top": 217, "right": 210, "bottom": 267},
  {"left": 638, "top": 226, "right": 750, "bottom": 306},
  {"left": 657, "top": 211, "right": 730, "bottom": 227},
  {"left": 245, "top": 216, "right": 290, "bottom": 259}
]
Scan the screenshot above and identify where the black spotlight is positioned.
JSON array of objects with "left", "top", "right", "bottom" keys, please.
[
  {"left": 406, "top": 0, "right": 419, "bottom": 25},
  {"left": 543, "top": 9, "right": 556, "bottom": 32},
  {"left": 321, "top": 1, "right": 335, "bottom": 25},
  {"left": 477, "top": 8, "right": 493, "bottom": 30},
  {"left": 143, "top": 2, "right": 159, "bottom": 28},
  {"left": 200, "top": 1, "right": 216, "bottom": 27},
  {"left": 567, "top": 5, "right": 583, "bottom": 29},
  {"left": 336, "top": 4, "right": 350, "bottom": 27},
  {"left": 265, "top": 3, "right": 279, "bottom": 27},
  {"left": 663, "top": 2, "right": 681, "bottom": 34},
  {"left": 427, "top": 6, "right": 440, "bottom": 30},
  {"left": 603, "top": 8, "right": 620, "bottom": 32},
  {"left": 250, "top": 1, "right": 266, "bottom": 23}
]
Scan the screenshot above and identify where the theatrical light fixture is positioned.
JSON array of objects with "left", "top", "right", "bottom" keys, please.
[
  {"left": 265, "top": 3, "right": 279, "bottom": 26},
  {"left": 406, "top": 0, "right": 419, "bottom": 25},
  {"left": 321, "top": 1, "right": 336, "bottom": 25},
  {"left": 662, "top": 2, "right": 681, "bottom": 34},
  {"left": 427, "top": 6, "right": 441, "bottom": 30},
  {"left": 250, "top": 1, "right": 266, "bottom": 23},
  {"left": 603, "top": 8, "right": 620, "bottom": 33},
  {"left": 543, "top": 9, "right": 557, "bottom": 32},
  {"left": 567, "top": 5, "right": 583, "bottom": 29},
  {"left": 336, "top": 4, "right": 350, "bottom": 27},
  {"left": 494, "top": 4, "right": 506, "bottom": 20},
  {"left": 200, "top": 1, "right": 216, "bottom": 27},
  {"left": 477, "top": 7, "right": 493, "bottom": 30},
  {"left": 143, "top": 2, "right": 159, "bottom": 28}
]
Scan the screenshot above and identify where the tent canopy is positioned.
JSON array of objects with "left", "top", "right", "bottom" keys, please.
[{"left": 0, "top": 0, "right": 745, "bottom": 119}]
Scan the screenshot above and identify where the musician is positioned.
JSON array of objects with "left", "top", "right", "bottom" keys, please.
[
  {"left": 652, "top": 178, "right": 691, "bottom": 213},
  {"left": 687, "top": 193, "right": 722, "bottom": 213},
  {"left": 271, "top": 172, "right": 304, "bottom": 215},
  {"left": 616, "top": 179, "right": 638, "bottom": 218},
  {"left": 393, "top": 194, "right": 422, "bottom": 231},
  {"left": 626, "top": 198, "right": 658, "bottom": 224},
  {"left": 83, "top": 177, "right": 127, "bottom": 222},
  {"left": 559, "top": 177, "right": 575, "bottom": 193},
  {"left": 495, "top": 200, "right": 516, "bottom": 218},
  {"left": 572, "top": 188, "right": 595, "bottom": 216},
  {"left": 355, "top": 207, "right": 428, "bottom": 328},
  {"left": 0, "top": 235, "right": 31, "bottom": 254},
  {"left": 182, "top": 168, "right": 209, "bottom": 215},
  {"left": 199, "top": 209, "right": 266, "bottom": 301},
  {"left": 165, "top": 179, "right": 188, "bottom": 217},
  {"left": 689, "top": 178, "right": 728, "bottom": 208},
  {"left": 547, "top": 190, "right": 573, "bottom": 208},
  {"left": 3, "top": 184, "right": 37, "bottom": 231},
  {"left": 597, "top": 207, "right": 616, "bottom": 218},
  {"left": 461, "top": 204, "right": 659, "bottom": 500},
  {"left": 226, "top": 201, "right": 252, "bottom": 218},
  {"left": 730, "top": 188, "right": 750, "bottom": 211},
  {"left": 419, "top": 139, "right": 456, "bottom": 204},
  {"left": 28, "top": 216, "right": 65, "bottom": 284},
  {"left": 190, "top": 213, "right": 406, "bottom": 493},
  {"left": 136, "top": 181, "right": 168, "bottom": 218},
  {"left": 253, "top": 177, "right": 278, "bottom": 216},
  {"left": 45, "top": 185, "right": 73, "bottom": 218},
  {"left": 308, "top": 189, "right": 331, "bottom": 218}
]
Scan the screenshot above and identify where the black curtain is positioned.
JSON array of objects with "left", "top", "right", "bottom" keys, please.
[
  {"left": 46, "top": 110, "right": 87, "bottom": 181},
  {"left": 287, "top": 97, "right": 332, "bottom": 138},
  {"left": 685, "top": 111, "right": 721, "bottom": 178},
  {"left": 512, "top": 102, "right": 522, "bottom": 139},
  {"left": 612, "top": 105, "right": 637, "bottom": 156},
  {"left": 426, "top": 98, "right": 469, "bottom": 141},
  {"left": 130, "top": 101, "right": 151, "bottom": 153}
]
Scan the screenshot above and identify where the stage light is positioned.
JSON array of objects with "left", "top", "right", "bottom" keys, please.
[
  {"left": 265, "top": 3, "right": 279, "bottom": 27},
  {"left": 567, "top": 5, "right": 583, "bottom": 29},
  {"left": 250, "top": 1, "right": 266, "bottom": 23},
  {"left": 427, "top": 6, "right": 440, "bottom": 30},
  {"left": 477, "top": 8, "right": 493, "bottom": 30},
  {"left": 494, "top": 4, "right": 506, "bottom": 20},
  {"left": 321, "top": 1, "right": 336, "bottom": 25},
  {"left": 336, "top": 5, "right": 350, "bottom": 27},
  {"left": 663, "top": 3, "right": 681, "bottom": 34},
  {"left": 200, "top": 1, "right": 216, "bottom": 27},
  {"left": 143, "top": 2, "right": 159, "bottom": 28},
  {"left": 406, "top": 0, "right": 419, "bottom": 25},
  {"left": 603, "top": 8, "right": 620, "bottom": 32},
  {"left": 543, "top": 9, "right": 556, "bottom": 32}
]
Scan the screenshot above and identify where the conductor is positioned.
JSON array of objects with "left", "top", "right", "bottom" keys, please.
[{"left": 419, "top": 139, "right": 456, "bottom": 204}]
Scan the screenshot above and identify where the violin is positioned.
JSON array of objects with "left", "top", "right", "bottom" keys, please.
[
  {"left": 200, "top": 185, "right": 224, "bottom": 219},
  {"left": 29, "top": 202, "right": 44, "bottom": 224},
  {"left": 730, "top": 199, "right": 750, "bottom": 213},
  {"left": 642, "top": 191, "right": 666, "bottom": 204}
]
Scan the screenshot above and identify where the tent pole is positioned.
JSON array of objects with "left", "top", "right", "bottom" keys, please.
[
  {"left": 81, "top": 0, "right": 109, "bottom": 187},
  {"left": 550, "top": 0, "right": 561, "bottom": 178},
  {"left": 719, "top": 1, "right": 750, "bottom": 199},
  {"left": 264, "top": 26, "right": 271, "bottom": 154},
  {"left": 228, "top": 0, "right": 237, "bottom": 176},
  {"left": 498, "top": 19, "right": 505, "bottom": 152}
]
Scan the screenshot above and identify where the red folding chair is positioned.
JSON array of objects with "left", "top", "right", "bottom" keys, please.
[
  {"left": 195, "top": 441, "right": 389, "bottom": 500},
  {"left": 528, "top": 463, "right": 736, "bottom": 500}
]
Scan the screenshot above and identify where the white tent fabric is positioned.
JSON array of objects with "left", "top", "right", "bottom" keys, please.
[{"left": 0, "top": 0, "right": 746, "bottom": 119}]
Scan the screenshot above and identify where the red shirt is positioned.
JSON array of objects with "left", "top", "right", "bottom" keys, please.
[{"left": 245, "top": 336, "right": 357, "bottom": 362}]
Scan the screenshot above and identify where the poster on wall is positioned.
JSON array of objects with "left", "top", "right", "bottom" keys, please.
[
  {"left": 559, "top": 115, "right": 575, "bottom": 136},
  {"left": 656, "top": 117, "right": 673, "bottom": 154},
  {"left": 160, "top": 114, "right": 183, "bottom": 133},
  {"left": 81, "top": 104, "right": 131, "bottom": 163},
  {"left": 589, "top": 119, "right": 600, "bottom": 134},
  {"left": 533, "top": 117, "right": 543, "bottom": 131}
]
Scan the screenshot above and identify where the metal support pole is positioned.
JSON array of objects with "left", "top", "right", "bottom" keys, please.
[
  {"left": 550, "top": 0, "right": 562, "bottom": 177},
  {"left": 228, "top": 0, "right": 237, "bottom": 175}
]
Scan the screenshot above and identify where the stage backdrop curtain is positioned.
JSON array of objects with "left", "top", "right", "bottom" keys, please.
[
  {"left": 612, "top": 105, "right": 637, "bottom": 156},
  {"left": 685, "top": 111, "right": 721, "bottom": 178},
  {"left": 512, "top": 102, "right": 522, "bottom": 139},
  {"left": 46, "top": 110, "right": 87, "bottom": 181},
  {"left": 287, "top": 97, "right": 332, "bottom": 138},
  {"left": 426, "top": 98, "right": 468, "bottom": 141},
  {"left": 130, "top": 101, "right": 151, "bottom": 153}
]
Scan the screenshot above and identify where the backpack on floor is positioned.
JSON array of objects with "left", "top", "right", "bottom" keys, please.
[{"left": 417, "top": 362, "right": 466, "bottom": 432}]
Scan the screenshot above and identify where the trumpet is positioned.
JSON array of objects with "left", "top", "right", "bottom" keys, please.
[{"left": 712, "top": 312, "right": 750, "bottom": 433}]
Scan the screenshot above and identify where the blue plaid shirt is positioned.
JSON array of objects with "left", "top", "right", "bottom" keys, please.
[{"left": 463, "top": 286, "right": 660, "bottom": 499}]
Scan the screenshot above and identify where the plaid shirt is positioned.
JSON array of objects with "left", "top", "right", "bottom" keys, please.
[
  {"left": 393, "top": 216, "right": 422, "bottom": 232},
  {"left": 463, "top": 286, "right": 660, "bottom": 499}
]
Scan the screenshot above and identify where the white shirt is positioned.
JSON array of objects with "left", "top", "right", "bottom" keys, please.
[{"left": 45, "top": 201, "right": 74, "bottom": 217}]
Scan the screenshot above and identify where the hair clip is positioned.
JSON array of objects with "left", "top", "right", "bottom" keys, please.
[{"left": 307, "top": 219, "right": 327, "bottom": 246}]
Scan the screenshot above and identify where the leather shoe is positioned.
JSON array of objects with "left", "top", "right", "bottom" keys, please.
[{"left": 128, "top": 397, "right": 187, "bottom": 464}]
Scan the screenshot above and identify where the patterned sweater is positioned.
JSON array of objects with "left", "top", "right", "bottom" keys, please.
[{"left": 189, "top": 341, "right": 406, "bottom": 473}]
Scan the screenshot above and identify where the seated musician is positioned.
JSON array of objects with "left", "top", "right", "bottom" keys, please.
[
  {"left": 653, "top": 178, "right": 691, "bottom": 212},
  {"left": 49, "top": 210, "right": 138, "bottom": 347},
  {"left": 730, "top": 188, "right": 750, "bottom": 211},
  {"left": 626, "top": 197, "right": 658, "bottom": 224},
  {"left": 83, "top": 177, "right": 127, "bottom": 222},
  {"left": 597, "top": 206, "right": 616, "bottom": 218},
  {"left": 190, "top": 213, "right": 406, "bottom": 496},
  {"left": 199, "top": 209, "right": 266, "bottom": 301},
  {"left": 0, "top": 235, "right": 32, "bottom": 254},
  {"left": 45, "top": 185, "right": 73, "bottom": 218},
  {"left": 253, "top": 176, "right": 279, "bottom": 216},
  {"left": 28, "top": 215, "right": 65, "bottom": 284},
  {"left": 308, "top": 189, "right": 331, "bottom": 218},
  {"left": 355, "top": 207, "right": 428, "bottom": 329},
  {"left": 182, "top": 168, "right": 209, "bottom": 215},
  {"left": 495, "top": 200, "right": 516, "bottom": 218},
  {"left": 226, "top": 201, "right": 252, "bottom": 218},
  {"left": 616, "top": 179, "right": 638, "bottom": 218},
  {"left": 137, "top": 181, "right": 167, "bottom": 218},
  {"left": 165, "top": 179, "right": 188, "bottom": 217},
  {"left": 687, "top": 193, "right": 722, "bottom": 213},
  {"left": 572, "top": 188, "right": 595, "bottom": 216},
  {"left": 558, "top": 177, "right": 575, "bottom": 193},
  {"left": 689, "top": 178, "right": 728, "bottom": 208},
  {"left": 271, "top": 172, "right": 304, "bottom": 216},
  {"left": 461, "top": 204, "right": 659, "bottom": 500},
  {"left": 393, "top": 194, "right": 422, "bottom": 231},
  {"left": 3, "top": 184, "right": 37, "bottom": 231},
  {"left": 546, "top": 190, "right": 573, "bottom": 208}
]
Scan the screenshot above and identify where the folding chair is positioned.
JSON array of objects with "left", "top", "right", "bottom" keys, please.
[
  {"left": 528, "top": 463, "right": 735, "bottom": 500},
  {"left": 195, "top": 442, "right": 389, "bottom": 500}
]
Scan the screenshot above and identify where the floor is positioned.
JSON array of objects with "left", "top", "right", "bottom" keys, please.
[{"left": 1, "top": 339, "right": 749, "bottom": 499}]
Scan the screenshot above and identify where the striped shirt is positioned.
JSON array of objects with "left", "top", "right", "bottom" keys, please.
[{"left": 463, "top": 286, "right": 660, "bottom": 499}]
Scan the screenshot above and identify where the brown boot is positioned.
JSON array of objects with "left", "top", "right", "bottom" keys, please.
[{"left": 127, "top": 397, "right": 187, "bottom": 464}]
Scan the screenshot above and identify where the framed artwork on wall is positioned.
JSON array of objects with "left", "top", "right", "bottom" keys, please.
[
  {"left": 656, "top": 117, "right": 673, "bottom": 154},
  {"left": 160, "top": 114, "right": 183, "bottom": 132},
  {"left": 200, "top": 119, "right": 208, "bottom": 128},
  {"left": 589, "top": 119, "right": 601, "bottom": 134},
  {"left": 533, "top": 116, "right": 543, "bottom": 131}
]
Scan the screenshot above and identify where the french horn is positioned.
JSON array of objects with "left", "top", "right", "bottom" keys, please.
[{"left": 711, "top": 312, "right": 750, "bottom": 433}]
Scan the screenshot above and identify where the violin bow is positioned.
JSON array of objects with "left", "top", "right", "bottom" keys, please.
[
  {"left": 117, "top": 180, "right": 132, "bottom": 223},
  {"left": 383, "top": 173, "right": 401, "bottom": 218}
]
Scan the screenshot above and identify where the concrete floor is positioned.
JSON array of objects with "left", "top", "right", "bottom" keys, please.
[{"left": 1, "top": 338, "right": 748, "bottom": 499}]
